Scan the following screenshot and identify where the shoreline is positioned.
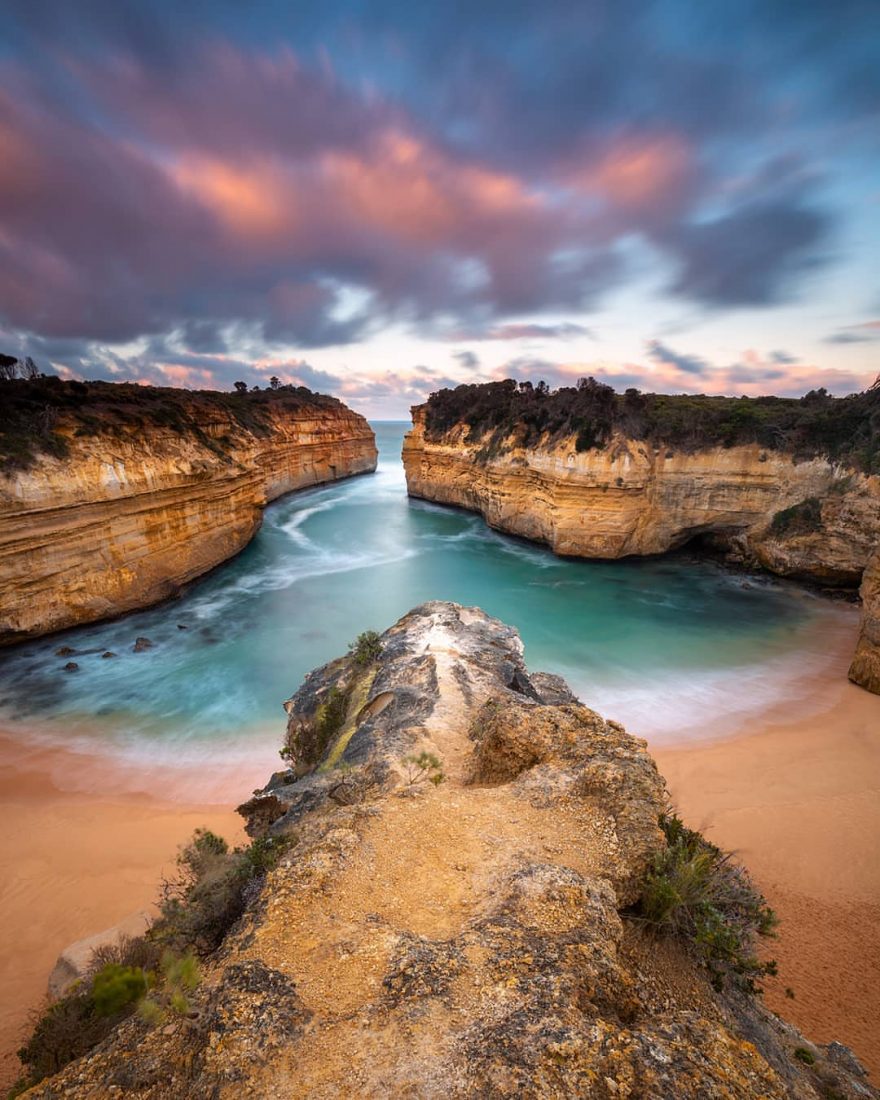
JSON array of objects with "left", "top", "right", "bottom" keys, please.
[{"left": 1, "top": 629, "right": 878, "bottom": 1087}]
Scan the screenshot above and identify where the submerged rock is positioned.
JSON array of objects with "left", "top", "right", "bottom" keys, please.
[
  {"left": 62, "top": 661, "right": 79, "bottom": 672},
  {"left": 55, "top": 645, "right": 76, "bottom": 657},
  {"left": 132, "top": 637, "right": 154, "bottom": 652},
  {"left": 101, "top": 651, "right": 116, "bottom": 659},
  {"left": 26, "top": 603, "right": 879, "bottom": 1099}
]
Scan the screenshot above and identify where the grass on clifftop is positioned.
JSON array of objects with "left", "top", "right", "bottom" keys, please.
[
  {"left": 0, "top": 376, "right": 345, "bottom": 472},
  {"left": 634, "top": 810, "right": 778, "bottom": 994},
  {"left": 423, "top": 376, "right": 880, "bottom": 474}
]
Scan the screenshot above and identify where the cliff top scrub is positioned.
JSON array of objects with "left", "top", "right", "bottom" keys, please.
[
  {"left": 421, "top": 376, "right": 880, "bottom": 473},
  {"left": 0, "top": 376, "right": 350, "bottom": 471}
]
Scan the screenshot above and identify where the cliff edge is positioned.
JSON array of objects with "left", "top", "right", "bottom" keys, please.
[
  {"left": 19, "top": 604, "right": 877, "bottom": 1098},
  {"left": 403, "top": 381, "right": 880, "bottom": 692},
  {"left": 0, "top": 380, "right": 377, "bottom": 644}
]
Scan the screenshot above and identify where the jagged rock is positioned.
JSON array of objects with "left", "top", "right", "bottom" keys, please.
[
  {"left": 133, "top": 637, "right": 154, "bottom": 652},
  {"left": 25, "top": 604, "right": 879, "bottom": 1099},
  {"left": 55, "top": 645, "right": 76, "bottom": 657}
]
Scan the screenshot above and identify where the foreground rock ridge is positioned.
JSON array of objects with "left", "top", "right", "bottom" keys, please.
[
  {"left": 27, "top": 603, "right": 876, "bottom": 1098},
  {"left": 0, "top": 387, "right": 376, "bottom": 643},
  {"left": 403, "top": 404, "right": 880, "bottom": 693}
]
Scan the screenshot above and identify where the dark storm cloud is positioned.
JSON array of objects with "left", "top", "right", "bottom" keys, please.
[
  {"left": 0, "top": 0, "right": 875, "bottom": 381},
  {"left": 664, "top": 195, "right": 830, "bottom": 307},
  {"left": 452, "top": 350, "right": 480, "bottom": 370}
]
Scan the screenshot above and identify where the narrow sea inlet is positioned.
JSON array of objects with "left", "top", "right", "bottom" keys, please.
[{"left": 0, "top": 421, "right": 857, "bottom": 785}]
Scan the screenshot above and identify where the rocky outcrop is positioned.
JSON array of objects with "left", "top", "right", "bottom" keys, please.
[
  {"left": 850, "top": 549, "right": 880, "bottom": 692},
  {"left": 24, "top": 604, "right": 878, "bottom": 1098},
  {"left": 0, "top": 395, "right": 376, "bottom": 643},
  {"left": 404, "top": 406, "right": 880, "bottom": 687}
]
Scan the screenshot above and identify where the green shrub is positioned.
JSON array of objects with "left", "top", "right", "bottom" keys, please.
[
  {"left": 348, "top": 630, "right": 383, "bottom": 666},
  {"left": 138, "top": 951, "right": 200, "bottom": 1025},
  {"left": 422, "top": 377, "right": 880, "bottom": 474},
  {"left": 794, "top": 1047, "right": 816, "bottom": 1066},
  {"left": 0, "top": 375, "right": 344, "bottom": 471},
  {"left": 635, "top": 810, "right": 778, "bottom": 993},
  {"left": 403, "top": 752, "right": 445, "bottom": 787},
  {"left": 157, "top": 828, "right": 294, "bottom": 955},
  {"left": 91, "top": 964, "right": 148, "bottom": 1017}
]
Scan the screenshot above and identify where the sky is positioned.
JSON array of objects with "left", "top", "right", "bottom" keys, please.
[{"left": 0, "top": 0, "right": 878, "bottom": 418}]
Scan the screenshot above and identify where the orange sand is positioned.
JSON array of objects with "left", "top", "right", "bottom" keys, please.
[
  {"left": 655, "top": 675, "right": 880, "bottom": 1078},
  {"left": 0, "top": 735, "right": 247, "bottom": 1090}
]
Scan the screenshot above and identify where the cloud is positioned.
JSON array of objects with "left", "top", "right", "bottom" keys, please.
[
  {"left": 645, "top": 340, "right": 710, "bottom": 376},
  {"left": 446, "top": 322, "right": 593, "bottom": 341},
  {"left": 452, "top": 350, "right": 480, "bottom": 370},
  {"left": 0, "top": 0, "right": 874, "bottom": 379},
  {"left": 664, "top": 193, "right": 830, "bottom": 307},
  {"left": 824, "top": 321, "right": 880, "bottom": 344},
  {"left": 488, "top": 346, "right": 872, "bottom": 399}
]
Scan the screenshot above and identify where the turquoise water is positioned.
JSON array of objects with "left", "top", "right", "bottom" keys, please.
[{"left": 0, "top": 422, "right": 855, "bottom": 772}]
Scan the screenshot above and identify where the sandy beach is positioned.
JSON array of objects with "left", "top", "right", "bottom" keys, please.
[
  {"left": 656, "top": 672, "right": 880, "bottom": 1078},
  {"left": 0, "top": 735, "right": 250, "bottom": 1091},
  {"left": 1, "top": 637, "right": 878, "bottom": 1090}
]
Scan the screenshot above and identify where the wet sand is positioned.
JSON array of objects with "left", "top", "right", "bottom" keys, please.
[{"left": 655, "top": 673, "right": 880, "bottom": 1078}]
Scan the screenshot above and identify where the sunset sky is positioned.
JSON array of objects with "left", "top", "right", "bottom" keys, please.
[{"left": 1, "top": 0, "right": 878, "bottom": 417}]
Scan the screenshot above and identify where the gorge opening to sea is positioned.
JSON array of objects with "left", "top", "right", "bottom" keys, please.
[
  {"left": 1, "top": 420, "right": 878, "bottom": 1085},
  {"left": 0, "top": 420, "right": 860, "bottom": 798}
]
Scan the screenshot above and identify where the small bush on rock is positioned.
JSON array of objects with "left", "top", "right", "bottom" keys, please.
[
  {"left": 635, "top": 810, "right": 778, "bottom": 993},
  {"left": 403, "top": 752, "right": 445, "bottom": 787},
  {"left": 349, "top": 630, "right": 383, "bottom": 666}
]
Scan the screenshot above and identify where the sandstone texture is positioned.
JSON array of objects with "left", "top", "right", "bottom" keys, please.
[
  {"left": 404, "top": 406, "right": 880, "bottom": 690},
  {"left": 24, "top": 603, "right": 878, "bottom": 1098},
  {"left": 849, "top": 549, "right": 880, "bottom": 692},
  {"left": 0, "top": 399, "right": 376, "bottom": 643}
]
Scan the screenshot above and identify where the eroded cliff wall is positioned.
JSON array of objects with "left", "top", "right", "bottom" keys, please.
[
  {"left": 403, "top": 406, "right": 880, "bottom": 689},
  {"left": 0, "top": 399, "right": 376, "bottom": 643}
]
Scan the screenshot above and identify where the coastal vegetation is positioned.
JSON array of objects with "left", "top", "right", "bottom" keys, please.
[
  {"left": 0, "top": 373, "right": 344, "bottom": 471},
  {"left": 10, "top": 828, "right": 293, "bottom": 1097},
  {"left": 423, "top": 377, "right": 880, "bottom": 473},
  {"left": 635, "top": 810, "right": 778, "bottom": 993}
]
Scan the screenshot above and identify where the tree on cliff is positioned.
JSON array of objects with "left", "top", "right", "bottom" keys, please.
[{"left": 233, "top": 381, "right": 248, "bottom": 394}]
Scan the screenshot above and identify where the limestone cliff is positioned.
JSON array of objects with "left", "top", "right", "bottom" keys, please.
[
  {"left": 21, "top": 604, "right": 877, "bottom": 1098},
  {"left": 850, "top": 549, "right": 880, "bottom": 692},
  {"left": 0, "top": 386, "right": 376, "bottom": 643},
  {"left": 404, "top": 405, "right": 880, "bottom": 688}
]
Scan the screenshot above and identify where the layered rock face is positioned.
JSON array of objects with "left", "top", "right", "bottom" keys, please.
[
  {"left": 26, "top": 604, "right": 877, "bottom": 1098},
  {"left": 850, "top": 549, "right": 880, "bottom": 692},
  {"left": 404, "top": 406, "right": 880, "bottom": 689},
  {"left": 0, "top": 399, "right": 376, "bottom": 644}
]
